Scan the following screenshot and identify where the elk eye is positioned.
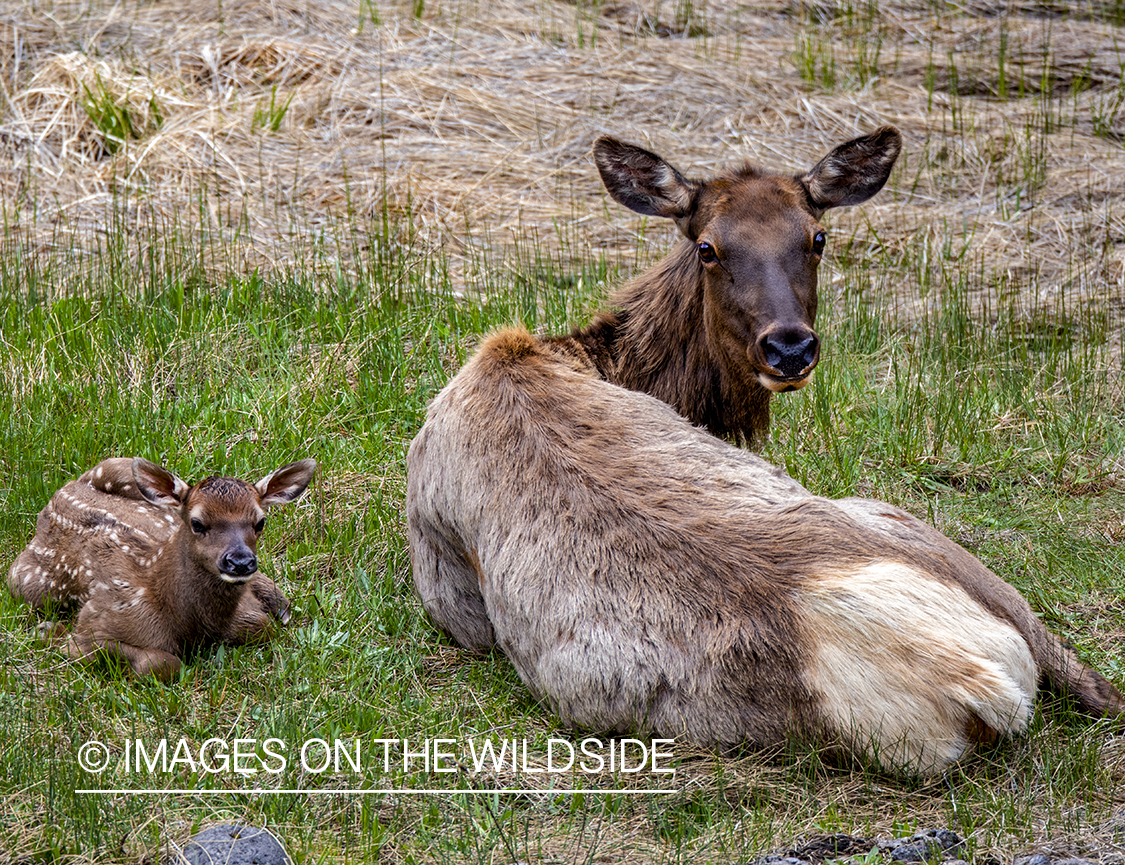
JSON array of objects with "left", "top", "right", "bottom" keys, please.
[
  {"left": 254, "top": 518, "right": 266, "bottom": 534},
  {"left": 190, "top": 519, "right": 208, "bottom": 535},
  {"left": 812, "top": 231, "right": 827, "bottom": 255},
  {"left": 697, "top": 241, "right": 718, "bottom": 264}
]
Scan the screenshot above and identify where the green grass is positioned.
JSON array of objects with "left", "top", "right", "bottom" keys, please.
[{"left": 0, "top": 182, "right": 1122, "bottom": 863}]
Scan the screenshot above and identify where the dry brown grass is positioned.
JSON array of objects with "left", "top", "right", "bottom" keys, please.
[{"left": 2, "top": 0, "right": 1122, "bottom": 324}]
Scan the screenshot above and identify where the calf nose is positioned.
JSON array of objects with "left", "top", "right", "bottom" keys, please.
[
  {"left": 220, "top": 550, "right": 257, "bottom": 577},
  {"left": 760, "top": 329, "right": 819, "bottom": 378}
]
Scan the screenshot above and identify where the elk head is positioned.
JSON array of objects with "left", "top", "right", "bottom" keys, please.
[
  {"left": 593, "top": 127, "right": 901, "bottom": 393},
  {"left": 132, "top": 457, "right": 317, "bottom": 584}
]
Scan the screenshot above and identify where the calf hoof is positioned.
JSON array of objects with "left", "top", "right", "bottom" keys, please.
[{"left": 37, "top": 621, "right": 68, "bottom": 643}]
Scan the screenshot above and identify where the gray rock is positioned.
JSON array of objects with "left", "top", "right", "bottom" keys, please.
[
  {"left": 1013, "top": 856, "right": 1052, "bottom": 865},
  {"left": 883, "top": 829, "right": 966, "bottom": 862},
  {"left": 791, "top": 833, "right": 875, "bottom": 862},
  {"left": 177, "top": 823, "right": 292, "bottom": 865},
  {"left": 888, "top": 843, "right": 931, "bottom": 862}
]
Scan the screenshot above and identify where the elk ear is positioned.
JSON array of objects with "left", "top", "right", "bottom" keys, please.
[
  {"left": 256, "top": 459, "right": 317, "bottom": 508},
  {"left": 799, "top": 125, "right": 902, "bottom": 212},
  {"left": 132, "top": 458, "right": 190, "bottom": 509},
  {"left": 593, "top": 136, "right": 697, "bottom": 220}
]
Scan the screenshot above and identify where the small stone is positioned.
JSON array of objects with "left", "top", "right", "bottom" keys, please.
[
  {"left": 916, "top": 829, "right": 964, "bottom": 853},
  {"left": 1013, "top": 855, "right": 1052, "bottom": 865},
  {"left": 176, "top": 823, "right": 291, "bottom": 865},
  {"left": 1051, "top": 860, "right": 1099, "bottom": 865},
  {"left": 889, "top": 843, "right": 929, "bottom": 862},
  {"left": 884, "top": 829, "right": 965, "bottom": 863},
  {"left": 791, "top": 834, "right": 874, "bottom": 862}
]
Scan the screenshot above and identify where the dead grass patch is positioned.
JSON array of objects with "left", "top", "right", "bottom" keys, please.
[{"left": 1, "top": 0, "right": 1121, "bottom": 331}]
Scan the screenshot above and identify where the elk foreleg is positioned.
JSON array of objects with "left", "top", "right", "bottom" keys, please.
[
  {"left": 220, "top": 578, "right": 286, "bottom": 645},
  {"left": 247, "top": 574, "right": 291, "bottom": 625}
]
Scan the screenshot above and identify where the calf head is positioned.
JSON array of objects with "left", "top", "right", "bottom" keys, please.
[
  {"left": 132, "top": 457, "right": 317, "bottom": 584},
  {"left": 594, "top": 127, "right": 901, "bottom": 392}
]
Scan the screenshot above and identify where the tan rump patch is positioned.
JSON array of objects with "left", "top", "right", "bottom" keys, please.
[{"left": 803, "top": 560, "right": 1036, "bottom": 775}]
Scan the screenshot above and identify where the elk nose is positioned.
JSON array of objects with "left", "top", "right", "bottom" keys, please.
[
  {"left": 220, "top": 550, "right": 257, "bottom": 577},
  {"left": 760, "top": 329, "right": 819, "bottom": 378}
]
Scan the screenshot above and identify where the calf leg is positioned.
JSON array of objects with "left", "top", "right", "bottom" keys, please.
[
  {"left": 221, "top": 580, "right": 284, "bottom": 645},
  {"left": 248, "top": 574, "right": 291, "bottom": 625},
  {"left": 67, "top": 631, "right": 181, "bottom": 682}
]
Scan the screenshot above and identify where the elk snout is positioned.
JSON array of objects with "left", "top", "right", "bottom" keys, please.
[
  {"left": 755, "top": 327, "right": 819, "bottom": 392},
  {"left": 218, "top": 548, "right": 258, "bottom": 582}
]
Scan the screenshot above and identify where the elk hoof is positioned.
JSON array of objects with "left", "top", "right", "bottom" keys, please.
[{"left": 37, "top": 621, "right": 67, "bottom": 643}]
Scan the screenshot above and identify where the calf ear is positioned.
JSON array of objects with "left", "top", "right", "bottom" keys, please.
[
  {"left": 594, "top": 136, "right": 697, "bottom": 220},
  {"left": 799, "top": 125, "right": 902, "bottom": 211},
  {"left": 256, "top": 459, "right": 317, "bottom": 507},
  {"left": 132, "top": 458, "right": 190, "bottom": 508}
]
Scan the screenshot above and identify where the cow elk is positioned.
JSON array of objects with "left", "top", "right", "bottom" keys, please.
[
  {"left": 407, "top": 328, "right": 1125, "bottom": 777},
  {"left": 552, "top": 125, "right": 901, "bottom": 444},
  {"left": 8, "top": 457, "right": 316, "bottom": 681}
]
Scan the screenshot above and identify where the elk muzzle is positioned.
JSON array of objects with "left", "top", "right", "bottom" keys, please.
[
  {"left": 754, "top": 327, "right": 820, "bottom": 392},
  {"left": 218, "top": 547, "right": 258, "bottom": 583}
]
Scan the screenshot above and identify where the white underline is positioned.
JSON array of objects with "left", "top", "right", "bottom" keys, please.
[{"left": 77, "top": 787, "right": 677, "bottom": 795}]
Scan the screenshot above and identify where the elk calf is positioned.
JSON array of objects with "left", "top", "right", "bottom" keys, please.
[
  {"left": 8, "top": 457, "right": 316, "bottom": 681},
  {"left": 408, "top": 329, "right": 1124, "bottom": 777},
  {"left": 557, "top": 126, "right": 901, "bottom": 443}
]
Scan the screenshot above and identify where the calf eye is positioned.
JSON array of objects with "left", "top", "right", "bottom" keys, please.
[
  {"left": 254, "top": 518, "right": 267, "bottom": 534},
  {"left": 190, "top": 519, "right": 208, "bottom": 535},
  {"left": 697, "top": 241, "right": 718, "bottom": 264},
  {"left": 813, "top": 231, "right": 827, "bottom": 255}
]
